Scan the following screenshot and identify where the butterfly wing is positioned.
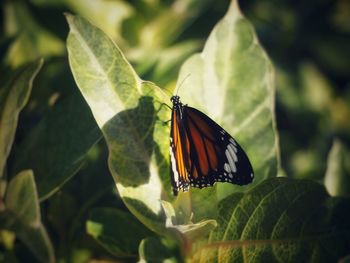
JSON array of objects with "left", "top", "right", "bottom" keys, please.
[
  {"left": 170, "top": 106, "right": 192, "bottom": 195},
  {"left": 170, "top": 105, "right": 254, "bottom": 195}
]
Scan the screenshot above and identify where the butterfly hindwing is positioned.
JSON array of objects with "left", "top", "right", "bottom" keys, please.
[
  {"left": 184, "top": 106, "right": 254, "bottom": 185},
  {"left": 169, "top": 96, "right": 254, "bottom": 195}
]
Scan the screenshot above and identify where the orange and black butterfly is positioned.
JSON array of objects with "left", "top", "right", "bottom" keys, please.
[{"left": 170, "top": 95, "right": 254, "bottom": 196}]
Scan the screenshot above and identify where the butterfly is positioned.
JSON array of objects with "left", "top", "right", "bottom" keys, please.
[{"left": 169, "top": 95, "right": 254, "bottom": 196}]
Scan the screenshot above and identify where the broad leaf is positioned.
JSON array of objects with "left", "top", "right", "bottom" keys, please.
[
  {"left": 3, "top": 170, "right": 54, "bottom": 263},
  {"left": 0, "top": 59, "right": 43, "bottom": 181},
  {"left": 86, "top": 208, "right": 153, "bottom": 257},
  {"left": 176, "top": 0, "right": 279, "bottom": 219},
  {"left": 191, "top": 177, "right": 350, "bottom": 263},
  {"left": 66, "top": 14, "right": 170, "bottom": 233},
  {"left": 11, "top": 91, "right": 102, "bottom": 200},
  {"left": 324, "top": 139, "right": 350, "bottom": 196}
]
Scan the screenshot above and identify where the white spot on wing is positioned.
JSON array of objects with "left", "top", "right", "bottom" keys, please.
[
  {"left": 228, "top": 144, "right": 238, "bottom": 162},
  {"left": 225, "top": 149, "right": 237, "bottom": 173},
  {"left": 224, "top": 163, "right": 231, "bottom": 173},
  {"left": 229, "top": 138, "right": 237, "bottom": 146}
]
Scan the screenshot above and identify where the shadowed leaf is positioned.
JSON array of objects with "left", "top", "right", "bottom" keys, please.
[
  {"left": 2, "top": 170, "right": 54, "bottom": 263},
  {"left": 11, "top": 91, "right": 102, "bottom": 200},
  {"left": 139, "top": 236, "right": 180, "bottom": 262},
  {"left": 0, "top": 59, "right": 43, "bottom": 181},
  {"left": 86, "top": 208, "right": 153, "bottom": 257}
]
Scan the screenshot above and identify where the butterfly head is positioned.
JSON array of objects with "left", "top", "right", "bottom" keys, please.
[{"left": 170, "top": 95, "right": 181, "bottom": 106}]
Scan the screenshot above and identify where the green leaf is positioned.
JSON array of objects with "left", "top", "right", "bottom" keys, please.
[
  {"left": 324, "top": 139, "right": 350, "bottom": 197},
  {"left": 11, "top": 91, "right": 102, "bottom": 200},
  {"left": 176, "top": 0, "right": 279, "bottom": 218},
  {"left": 3, "top": 170, "right": 54, "bottom": 263},
  {"left": 66, "top": 14, "right": 170, "bottom": 234},
  {"left": 5, "top": 172, "right": 40, "bottom": 225},
  {"left": 86, "top": 208, "right": 153, "bottom": 257},
  {"left": 162, "top": 200, "right": 217, "bottom": 241},
  {"left": 65, "top": 0, "right": 133, "bottom": 43},
  {"left": 151, "top": 40, "right": 202, "bottom": 86},
  {"left": 138, "top": 237, "right": 179, "bottom": 263},
  {"left": 66, "top": 0, "right": 280, "bottom": 237},
  {"left": 191, "top": 177, "right": 350, "bottom": 263},
  {"left": 4, "top": 1, "right": 64, "bottom": 67},
  {"left": 138, "top": 0, "right": 212, "bottom": 49},
  {"left": 0, "top": 59, "right": 43, "bottom": 181}
]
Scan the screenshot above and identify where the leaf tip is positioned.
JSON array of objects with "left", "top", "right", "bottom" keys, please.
[
  {"left": 226, "top": 0, "right": 243, "bottom": 19},
  {"left": 37, "top": 57, "right": 44, "bottom": 69},
  {"left": 64, "top": 12, "right": 75, "bottom": 25}
]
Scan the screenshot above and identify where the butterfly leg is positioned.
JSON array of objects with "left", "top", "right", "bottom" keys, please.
[
  {"left": 154, "top": 117, "right": 171, "bottom": 126},
  {"left": 154, "top": 103, "right": 172, "bottom": 126},
  {"left": 162, "top": 119, "right": 171, "bottom": 125}
]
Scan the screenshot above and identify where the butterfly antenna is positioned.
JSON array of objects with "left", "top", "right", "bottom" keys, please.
[{"left": 175, "top": 73, "right": 191, "bottom": 96}]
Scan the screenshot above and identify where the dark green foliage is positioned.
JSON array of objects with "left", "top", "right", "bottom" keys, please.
[{"left": 0, "top": 0, "right": 349, "bottom": 262}]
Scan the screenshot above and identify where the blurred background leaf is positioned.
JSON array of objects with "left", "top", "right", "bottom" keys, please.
[
  {"left": 11, "top": 91, "right": 102, "bottom": 200},
  {"left": 0, "top": 59, "right": 43, "bottom": 183},
  {"left": 324, "top": 139, "right": 350, "bottom": 196},
  {"left": 138, "top": 236, "right": 180, "bottom": 262},
  {"left": 3, "top": 1, "right": 64, "bottom": 67},
  {"left": 86, "top": 207, "right": 153, "bottom": 258},
  {"left": 2, "top": 170, "right": 54, "bottom": 263}
]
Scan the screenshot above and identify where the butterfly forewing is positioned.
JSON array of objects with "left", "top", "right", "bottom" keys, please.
[{"left": 170, "top": 97, "right": 254, "bottom": 196}]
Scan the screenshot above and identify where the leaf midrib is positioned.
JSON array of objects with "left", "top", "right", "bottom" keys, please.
[{"left": 69, "top": 17, "right": 156, "bottom": 165}]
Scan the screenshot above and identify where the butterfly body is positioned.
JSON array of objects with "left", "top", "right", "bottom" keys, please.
[{"left": 169, "top": 95, "right": 254, "bottom": 196}]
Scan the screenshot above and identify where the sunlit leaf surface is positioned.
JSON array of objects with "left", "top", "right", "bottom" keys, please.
[{"left": 66, "top": 14, "right": 170, "bottom": 233}]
